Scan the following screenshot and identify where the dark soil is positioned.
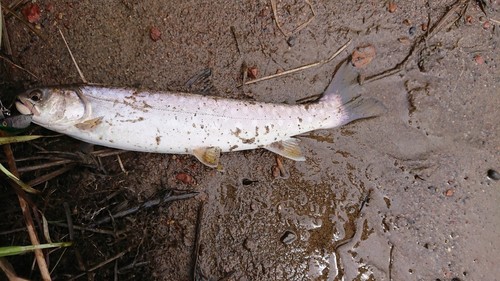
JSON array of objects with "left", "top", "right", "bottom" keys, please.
[{"left": 1, "top": 0, "right": 499, "bottom": 280}]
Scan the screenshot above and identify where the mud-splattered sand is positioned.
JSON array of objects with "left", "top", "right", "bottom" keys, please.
[{"left": 1, "top": 0, "right": 499, "bottom": 280}]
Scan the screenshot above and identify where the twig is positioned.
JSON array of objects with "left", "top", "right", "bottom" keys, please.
[
  {"left": 117, "top": 261, "right": 149, "bottom": 274},
  {"left": 92, "top": 190, "right": 199, "bottom": 226},
  {"left": 0, "top": 258, "right": 29, "bottom": 281},
  {"left": 58, "top": 28, "right": 87, "bottom": 84},
  {"left": 0, "top": 227, "right": 26, "bottom": 235},
  {"left": 49, "top": 221, "right": 119, "bottom": 236},
  {"left": 0, "top": 132, "right": 51, "bottom": 281},
  {"left": 270, "top": 0, "right": 316, "bottom": 37},
  {"left": 230, "top": 26, "right": 241, "bottom": 55},
  {"left": 63, "top": 202, "right": 87, "bottom": 272},
  {"left": 116, "top": 154, "right": 127, "bottom": 174},
  {"left": 0, "top": 55, "right": 39, "bottom": 79},
  {"left": 27, "top": 164, "right": 76, "bottom": 187},
  {"left": 68, "top": 248, "right": 131, "bottom": 281},
  {"left": 191, "top": 202, "right": 204, "bottom": 281},
  {"left": 388, "top": 243, "right": 394, "bottom": 281},
  {"left": 240, "top": 39, "right": 351, "bottom": 86},
  {"left": 490, "top": 18, "right": 500, "bottom": 25},
  {"left": 17, "top": 159, "right": 74, "bottom": 173},
  {"left": 364, "top": 0, "right": 470, "bottom": 83}
]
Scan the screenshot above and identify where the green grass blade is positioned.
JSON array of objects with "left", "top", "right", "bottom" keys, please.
[
  {"left": 0, "top": 135, "right": 42, "bottom": 145},
  {"left": 0, "top": 163, "right": 39, "bottom": 194},
  {"left": 0, "top": 242, "right": 73, "bottom": 257}
]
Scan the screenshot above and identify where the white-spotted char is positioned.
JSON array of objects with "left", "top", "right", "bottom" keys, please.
[{"left": 16, "top": 61, "right": 385, "bottom": 167}]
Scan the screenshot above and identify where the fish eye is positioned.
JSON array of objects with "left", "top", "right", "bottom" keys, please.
[{"left": 28, "top": 90, "right": 43, "bottom": 102}]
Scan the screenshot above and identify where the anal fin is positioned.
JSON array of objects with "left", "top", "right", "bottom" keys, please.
[
  {"left": 192, "top": 146, "right": 221, "bottom": 168},
  {"left": 265, "top": 138, "right": 305, "bottom": 161}
]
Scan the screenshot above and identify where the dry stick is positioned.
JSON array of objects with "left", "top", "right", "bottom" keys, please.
[
  {"left": 270, "top": 0, "right": 316, "bottom": 38},
  {"left": 116, "top": 154, "right": 127, "bottom": 174},
  {"left": 68, "top": 248, "right": 131, "bottom": 281},
  {"left": 0, "top": 55, "right": 39, "bottom": 79},
  {"left": 18, "top": 159, "right": 74, "bottom": 173},
  {"left": 58, "top": 28, "right": 87, "bottom": 84},
  {"left": 191, "top": 202, "right": 204, "bottom": 281},
  {"left": 388, "top": 243, "right": 394, "bottom": 281},
  {"left": 0, "top": 134, "right": 52, "bottom": 281},
  {"left": 49, "top": 221, "right": 119, "bottom": 236},
  {"left": 489, "top": 18, "right": 500, "bottom": 25},
  {"left": 63, "top": 202, "right": 87, "bottom": 272},
  {"left": 230, "top": 26, "right": 241, "bottom": 55},
  {"left": 92, "top": 191, "right": 199, "bottom": 226},
  {"left": 241, "top": 39, "right": 351, "bottom": 86},
  {"left": 27, "top": 164, "right": 75, "bottom": 187},
  {"left": 364, "top": 0, "right": 470, "bottom": 83}
]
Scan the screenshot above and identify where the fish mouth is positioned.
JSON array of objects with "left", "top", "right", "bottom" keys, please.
[{"left": 15, "top": 97, "right": 40, "bottom": 116}]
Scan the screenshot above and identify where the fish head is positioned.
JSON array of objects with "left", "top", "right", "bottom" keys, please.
[{"left": 15, "top": 87, "right": 87, "bottom": 128}]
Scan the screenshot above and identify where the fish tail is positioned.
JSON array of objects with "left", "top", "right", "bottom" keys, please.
[{"left": 320, "top": 60, "right": 386, "bottom": 126}]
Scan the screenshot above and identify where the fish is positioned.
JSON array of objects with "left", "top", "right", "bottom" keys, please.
[{"left": 15, "top": 61, "right": 385, "bottom": 167}]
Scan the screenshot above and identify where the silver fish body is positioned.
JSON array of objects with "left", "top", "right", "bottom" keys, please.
[{"left": 16, "top": 61, "right": 384, "bottom": 167}]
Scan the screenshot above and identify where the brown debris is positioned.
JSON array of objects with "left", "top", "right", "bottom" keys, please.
[
  {"left": 351, "top": 45, "right": 376, "bottom": 68},
  {"left": 388, "top": 2, "right": 397, "bottom": 13},
  {"left": 465, "top": 15, "right": 473, "bottom": 25},
  {"left": 474, "top": 54, "right": 484, "bottom": 65},
  {"left": 482, "top": 21, "right": 491, "bottom": 30},
  {"left": 398, "top": 37, "right": 411, "bottom": 44},
  {"left": 247, "top": 66, "right": 259, "bottom": 80},
  {"left": 176, "top": 172, "right": 195, "bottom": 185},
  {"left": 22, "top": 3, "right": 41, "bottom": 24},
  {"left": 150, "top": 26, "right": 161, "bottom": 41},
  {"left": 445, "top": 189, "right": 454, "bottom": 197}
]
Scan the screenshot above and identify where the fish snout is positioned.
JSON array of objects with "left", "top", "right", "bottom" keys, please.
[{"left": 15, "top": 96, "right": 40, "bottom": 116}]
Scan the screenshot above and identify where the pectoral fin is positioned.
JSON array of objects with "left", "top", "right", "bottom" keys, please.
[
  {"left": 192, "top": 146, "right": 221, "bottom": 168},
  {"left": 265, "top": 138, "right": 305, "bottom": 161},
  {"left": 75, "top": 117, "right": 103, "bottom": 130}
]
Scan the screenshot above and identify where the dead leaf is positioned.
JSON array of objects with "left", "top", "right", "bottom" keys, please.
[{"left": 351, "top": 45, "right": 376, "bottom": 68}]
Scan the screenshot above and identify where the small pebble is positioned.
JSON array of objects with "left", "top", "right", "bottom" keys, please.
[
  {"left": 280, "top": 230, "right": 297, "bottom": 244},
  {"left": 483, "top": 21, "right": 491, "bottom": 30},
  {"left": 351, "top": 45, "right": 376, "bottom": 68},
  {"left": 287, "top": 36, "right": 296, "bottom": 47},
  {"left": 150, "top": 26, "right": 161, "bottom": 41},
  {"left": 409, "top": 26, "right": 416, "bottom": 36},
  {"left": 242, "top": 178, "right": 257, "bottom": 185},
  {"left": 474, "top": 54, "right": 484, "bottom": 65},
  {"left": 398, "top": 37, "right": 411, "bottom": 44},
  {"left": 247, "top": 67, "right": 259, "bottom": 79},
  {"left": 487, "top": 169, "right": 500, "bottom": 180},
  {"left": 445, "top": 189, "right": 454, "bottom": 197},
  {"left": 421, "top": 23, "right": 428, "bottom": 31},
  {"left": 176, "top": 173, "right": 195, "bottom": 184},
  {"left": 403, "top": 19, "right": 412, "bottom": 26},
  {"left": 388, "top": 2, "right": 397, "bottom": 13},
  {"left": 465, "top": 15, "right": 473, "bottom": 25},
  {"left": 243, "top": 238, "right": 256, "bottom": 251}
]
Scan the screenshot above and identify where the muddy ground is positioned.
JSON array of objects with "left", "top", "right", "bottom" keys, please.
[{"left": 0, "top": 0, "right": 499, "bottom": 280}]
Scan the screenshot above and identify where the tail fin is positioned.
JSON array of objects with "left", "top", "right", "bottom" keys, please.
[
  {"left": 321, "top": 60, "right": 386, "bottom": 126},
  {"left": 340, "top": 96, "right": 386, "bottom": 126},
  {"left": 320, "top": 60, "right": 360, "bottom": 104}
]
